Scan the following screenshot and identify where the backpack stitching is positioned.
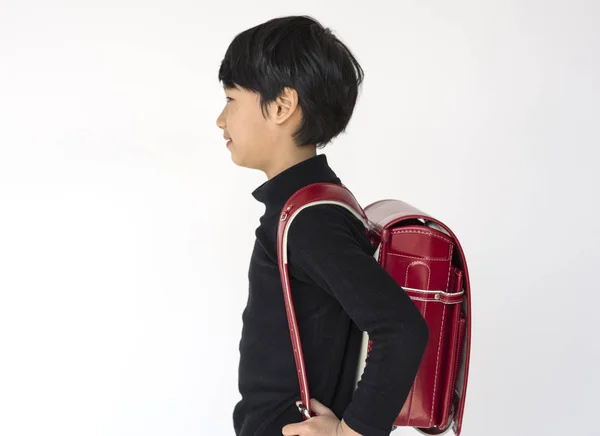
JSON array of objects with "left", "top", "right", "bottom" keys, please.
[
  {"left": 390, "top": 229, "right": 453, "bottom": 244},
  {"left": 445, "top": 245, "right": 454, "bottom": 291},
  {"left": 405, "top": 261, "right": 431, "bottom": 290},
  {"left": 405, "top": 262, "right": 429, "bottom": 425},
  {"left": 388, "top": 252, "right": 451, "bottom": 262},
  {"left": 429, "top": 304, "right": 447, "bottom": 427}
]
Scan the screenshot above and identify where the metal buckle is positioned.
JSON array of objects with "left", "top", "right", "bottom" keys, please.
[{"left": 296, "top": 402, "right": 311, "bottom": 420}]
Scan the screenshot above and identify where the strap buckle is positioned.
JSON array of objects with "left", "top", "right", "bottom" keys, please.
[{"left": 296, "top": 402, "right": 311, "bottom": 420}]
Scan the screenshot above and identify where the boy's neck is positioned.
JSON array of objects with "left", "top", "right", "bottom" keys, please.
[{"left": 264, "top": 145, "right": 317, "bottom": 180}]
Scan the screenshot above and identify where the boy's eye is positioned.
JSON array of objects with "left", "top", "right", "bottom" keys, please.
[{"left": 226, "top": 97, "right": 233, "bottom": 102}]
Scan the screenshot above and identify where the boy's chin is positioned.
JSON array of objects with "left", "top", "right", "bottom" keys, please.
[{"left": 230, "top": 154, "right": 254, "bottom": 170}]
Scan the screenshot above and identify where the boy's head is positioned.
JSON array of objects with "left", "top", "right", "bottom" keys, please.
[{"left": 216, "top": 15, "right": 364, "bottom": 177}]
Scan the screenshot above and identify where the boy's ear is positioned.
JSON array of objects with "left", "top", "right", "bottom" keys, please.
[{"left": 272, "top": 87, "right": 300, "bottom": 124}]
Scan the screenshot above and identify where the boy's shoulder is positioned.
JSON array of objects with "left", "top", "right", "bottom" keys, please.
[{"left": 287, "top": 202, "right": 371, "bottom": 251}]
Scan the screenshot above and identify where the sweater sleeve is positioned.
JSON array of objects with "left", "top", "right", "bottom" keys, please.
[{"left": 286, "top": 204, "right": 430, "bottom": 436}]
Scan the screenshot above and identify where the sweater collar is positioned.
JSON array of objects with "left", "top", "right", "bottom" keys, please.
[{"left": 251, "top": 154, "right": 340, "bottom": 212}]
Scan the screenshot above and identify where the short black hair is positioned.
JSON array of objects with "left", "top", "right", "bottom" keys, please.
[{"left": 218, "top": 15, "right": 364, "bottom": 149}]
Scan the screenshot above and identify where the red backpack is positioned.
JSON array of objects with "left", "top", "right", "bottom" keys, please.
[{"left": 276, "top": 183, "right": 471, "bottom": 435}]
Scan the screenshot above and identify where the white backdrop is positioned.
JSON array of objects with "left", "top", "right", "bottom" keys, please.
[{"left": 1, "top": 1, "right": 598, "bottom": 435}]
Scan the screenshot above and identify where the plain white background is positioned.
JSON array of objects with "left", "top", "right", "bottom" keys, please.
[{"left": 1, "top": 1, "right": 598, "bottom": 435}]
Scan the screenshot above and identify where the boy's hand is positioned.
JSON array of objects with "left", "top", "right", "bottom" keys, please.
[{"left": 281, "top": 398, "right": 362, "bottom": 435}]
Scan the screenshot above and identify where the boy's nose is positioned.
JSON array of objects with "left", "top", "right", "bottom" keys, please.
[{"left": 216, "top": 108, "right": 226, "bottom": 129}]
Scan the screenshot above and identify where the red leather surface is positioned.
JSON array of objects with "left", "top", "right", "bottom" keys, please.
[
  {"left": 277, "top": 184, "right": 471, "bottom": 435},
  {"left": 365, "top": 200, "right": 472, "bottom": 436},
  {"left": 379, "top": 225, "right": 460, "bottom": 430}
]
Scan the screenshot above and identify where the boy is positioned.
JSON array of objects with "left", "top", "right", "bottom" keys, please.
[{"left": 216, "top": 15, "right": 430, "bottom": 436}]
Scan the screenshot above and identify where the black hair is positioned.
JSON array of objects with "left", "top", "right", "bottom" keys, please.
[{"left": 218, "top": 15, "right": 364, "bottom": 149}]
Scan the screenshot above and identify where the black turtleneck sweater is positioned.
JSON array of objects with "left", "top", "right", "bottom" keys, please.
[{"left": 232, "top": 154, "right": 430, "bottom": 436}]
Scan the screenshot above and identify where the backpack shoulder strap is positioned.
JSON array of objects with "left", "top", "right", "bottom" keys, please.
[{"left": 275, "top": 182, "right": 366, "bottom": 419}]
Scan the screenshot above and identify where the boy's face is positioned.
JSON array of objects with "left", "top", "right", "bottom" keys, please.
[{"left": 216, "top": 85, "right": 280, "bottom": 171}]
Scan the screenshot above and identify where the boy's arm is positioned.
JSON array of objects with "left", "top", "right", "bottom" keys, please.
[
  {"left": 287, "top": 204, "right": 430, "bottom": 436},
  {"left": 339, "top": 418, "right": 363, "bottom": 436}
]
